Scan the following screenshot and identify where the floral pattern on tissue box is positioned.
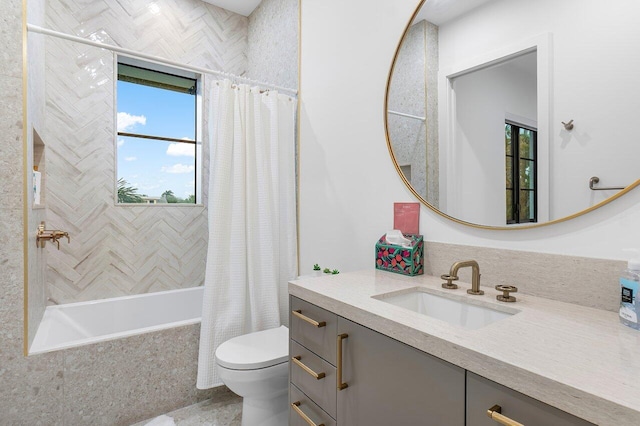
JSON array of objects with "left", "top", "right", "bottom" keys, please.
[{"left": 375, "top": 234, "right": 424, "bottom": 276}]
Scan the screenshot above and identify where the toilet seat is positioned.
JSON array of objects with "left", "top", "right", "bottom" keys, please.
[{"left": 215, "top": 325, "right": 289, "bottom": 370}]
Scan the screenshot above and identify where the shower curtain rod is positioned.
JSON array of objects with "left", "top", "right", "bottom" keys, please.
[{"left": 26, "top": 24, "right": 298, "bottom": 96}]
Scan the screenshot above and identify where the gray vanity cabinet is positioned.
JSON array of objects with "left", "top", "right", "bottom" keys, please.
[
  {"left": 290, "top": 296, "right": 337, "bottom": 364},
  {"left": 466, "top": 372, "right": 594, "bottom": 426},
  {"left": 290, "top": 383, "right": 337, "bottom": 426},
  {"left": 289, "top": 296, "right": 465, "bottom": 425},
  {"left": 336, "top": 317, "right": 466, "bottom": 425},
  {"left": 290, "top": 296, "right": 339, "bottom": 424},
  {"left": 290, "top": 296, "right": 595, "bottom": 426}
]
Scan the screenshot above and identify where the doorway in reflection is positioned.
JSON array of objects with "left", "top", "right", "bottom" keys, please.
[{"left": 448, "top": 51, "right": 538, "bottom": 226}]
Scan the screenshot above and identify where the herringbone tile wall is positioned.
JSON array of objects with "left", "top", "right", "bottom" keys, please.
[
  {"left": 27, "top": 0, "right": 48, "bottom": 345},
  {"left": 43, "top": 0, "right": 248, "bottom": 303}
]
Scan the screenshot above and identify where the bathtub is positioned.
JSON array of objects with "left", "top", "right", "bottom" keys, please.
[{"left": 30, "top": 287, "right": 203, "bottom": 354}]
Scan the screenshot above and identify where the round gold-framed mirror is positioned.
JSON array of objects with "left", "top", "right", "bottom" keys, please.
[{"left": 385, "top": 0, "right": 640, "bottom": 230}]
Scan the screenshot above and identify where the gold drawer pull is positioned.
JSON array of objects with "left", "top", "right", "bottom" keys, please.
[
  {"left": 292, "top": 356, "right": 326, "bottom": 380},
  {"left": 337, "top": 333, "right": 348, "bottom": 390},
  {"left": 291, "top": 401, "right": 325, "bottom": 426},
  {"left": 292, "top": 309, "right": 326, "bottom": 328},
  {"left": 487, "top": 404, "right": 525, "bottom": 426}
]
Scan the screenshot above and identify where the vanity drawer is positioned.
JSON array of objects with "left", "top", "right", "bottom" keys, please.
[
  {"left": 290, "top": 383, "right": 336, "bottom": 426},
  {"left": 290, "top": 339, "right": 337, "bottom": 418},
  {"left": 466, "top": 372, "right": 594, "bottom": 426},
  {"left": 290, "top": 296, "right": 337, "bottom": 364}
]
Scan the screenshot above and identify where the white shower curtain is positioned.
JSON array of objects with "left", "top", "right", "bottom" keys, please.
[{"left": 197, "top": 79, "right": 298, "bottom": 389}]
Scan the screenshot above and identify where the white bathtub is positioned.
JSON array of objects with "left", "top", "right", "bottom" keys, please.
[{"left": 30, "top": 287, "right": 203, "bottom": 354}]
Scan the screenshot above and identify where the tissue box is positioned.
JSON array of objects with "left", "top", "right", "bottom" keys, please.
[{"left": 375, "top": 234, "right": 424, "bottom": 276}]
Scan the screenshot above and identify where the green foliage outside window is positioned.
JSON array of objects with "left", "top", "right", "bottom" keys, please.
[{"left": 117, "top": 178, "right": 143, "bottom": 203}]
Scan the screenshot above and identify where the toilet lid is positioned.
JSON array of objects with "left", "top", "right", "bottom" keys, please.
[{"left": 215, "top": 325, "right": 289, "bottom": 370}]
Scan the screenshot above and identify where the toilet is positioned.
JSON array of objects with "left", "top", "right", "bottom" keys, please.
[{"left": 215, "top": 325, "right": 289, "bottom": 426}]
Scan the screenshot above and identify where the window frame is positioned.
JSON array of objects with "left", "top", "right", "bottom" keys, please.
[
  {"left": 505, "top": 121, "right": 538, "bottom": 225},
  {"left": 114, "top": 55, "right": 203, "bottom": 206}
]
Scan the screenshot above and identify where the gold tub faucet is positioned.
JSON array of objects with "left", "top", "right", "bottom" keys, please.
[{"left": 36, "top": 222, "right": 70, "bottom": 249}]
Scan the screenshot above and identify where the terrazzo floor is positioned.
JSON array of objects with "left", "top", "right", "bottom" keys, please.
[{"left": 133, "top": 392, "right": 242, "bottom": 426}]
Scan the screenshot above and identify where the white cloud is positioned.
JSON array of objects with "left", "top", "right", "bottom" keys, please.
[
  {"left": 166, "top": 143, "right": 195, "bottom": 157},
  {"left": 117, "top": 112, "right": 146, "bottom": 132},
  {"left": 161, "top": 164, "right": 195, "bottom": 174},
  {"left": 124, "top": 156, "right": 137, "bottom": 162},
  {"left": 117, "top": 138, "right": 125, "bottom": 147}
]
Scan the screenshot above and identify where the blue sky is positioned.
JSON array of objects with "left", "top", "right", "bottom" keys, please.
[{"left": 117, "top": 80, "right": 197, "bottom": 200}]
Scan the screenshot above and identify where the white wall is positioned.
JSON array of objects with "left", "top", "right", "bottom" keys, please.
[
  {"left": 299, "top": 0, "right": 640, "bottom": 274},
  {"left": 438, "top": 0, "right": 640, "bottom": 220},
  {"left": 448, "top": 53, "right": 537, "bottom": 226}
]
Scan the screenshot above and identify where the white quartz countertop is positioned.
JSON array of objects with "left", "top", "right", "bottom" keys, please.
[{"left": 289, "top": 270, "right": 640, "bottom": 426}]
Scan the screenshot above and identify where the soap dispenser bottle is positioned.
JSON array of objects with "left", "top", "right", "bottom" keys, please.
[
  {"left": 620, "top": 249, "right": 640, "bottom": 330},
  {"left": 33, "top": 165, "right": 41, "bottom": 205}
]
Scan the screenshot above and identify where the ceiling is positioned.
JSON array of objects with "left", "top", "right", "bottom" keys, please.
[
  {"left": 414, "top": 0, "right": 495, "bottom": 26},
  {"left": 201, "top": 0, "right": 263, "bottom": 16},
  {"left": 202, "top": 0, "right": 493, "bottom": 23}
]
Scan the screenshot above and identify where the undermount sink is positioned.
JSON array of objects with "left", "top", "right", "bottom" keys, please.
[{"left": 374, "top": 289, "right": 516, "bottom": 330}]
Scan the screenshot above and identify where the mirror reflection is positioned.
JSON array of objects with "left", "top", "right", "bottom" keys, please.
[{"left": 387, "top": 0, "right": 640, "bottom": 227}]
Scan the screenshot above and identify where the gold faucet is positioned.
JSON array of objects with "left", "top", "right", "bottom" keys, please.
[
  {"left": 447, "top": 260, "right": 484, "bottom": 295},
  {"left": 36, "top": 222, "right": 70, "bottom": 249}
]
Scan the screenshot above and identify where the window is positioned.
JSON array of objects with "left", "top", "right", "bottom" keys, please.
[
  {"left": 505, "top": 122, "right": 537, "bottom": 224},
  {"left": 116, "top": 60, "right": 200, "bottom": 204}
]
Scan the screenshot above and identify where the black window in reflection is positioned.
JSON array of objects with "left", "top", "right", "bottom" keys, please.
[{"left": 505, "top": 122, "right": 537, "bottom": 224}]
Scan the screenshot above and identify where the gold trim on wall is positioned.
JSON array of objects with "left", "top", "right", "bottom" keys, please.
[
  {"left": 296, "top": 0, "right": 302, "bottom": 275},
  {"left": 384, "top": 0, "right": 640, "bottom": 231},
  {"left": 22, "top": 0, "right": 29, "bottom": 356},
  {"left": 422, "top": 20, "right": 428, "bottom": 190}
]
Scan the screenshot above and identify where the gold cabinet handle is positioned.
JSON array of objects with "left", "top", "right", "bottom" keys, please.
[
  {"left": 292, "top": 356, "right": 326, "bottom": 380},
  {"left": 292, "top": 310, "right": 326, "bottom": 328},
  {"left": 337, "top": 333, "right": 349, "bottom": 390},
  {"left": 291, "top": 401, "right": 325, "bottom": 426},
  {"left": 487, "top": 404, "right": 525, "bottom": 426}
]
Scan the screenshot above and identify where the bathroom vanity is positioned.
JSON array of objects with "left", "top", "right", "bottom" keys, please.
[
  {"left": 288, "top": 271, "right": 640, "bottom": 426},
  {"left": 290, "top": 296, "right": 465, "bottom": 425}
]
